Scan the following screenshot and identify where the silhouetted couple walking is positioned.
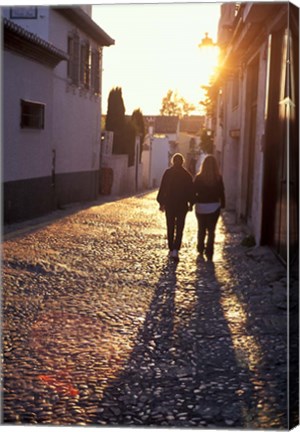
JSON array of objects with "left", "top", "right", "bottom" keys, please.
[{"left": 157, "top": 153, "right": 225, "bottom": 262}]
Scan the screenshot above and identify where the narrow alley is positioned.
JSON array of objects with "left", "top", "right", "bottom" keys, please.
[{"left": 2, "top": 191, "right": 292, "bottom": 428}]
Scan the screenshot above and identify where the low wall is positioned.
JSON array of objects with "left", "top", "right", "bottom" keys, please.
[{"left": 102, "top": 154, "right": 143, "bottom": 196}]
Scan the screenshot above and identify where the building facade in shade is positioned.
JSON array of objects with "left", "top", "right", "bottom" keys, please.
[
  {"left": 2, "top": 6, "right": 114, "bottom": 223},
  {"left": 211, "top": 1, "right": 298, "bottom": 263}
]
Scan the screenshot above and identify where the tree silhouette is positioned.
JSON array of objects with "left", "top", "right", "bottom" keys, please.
[
  {"left": 131, "top": 109, "right": 145, "bottom": 162},
  {"left": 160, "top": 90, "right": 195, "bottom": 117},
  {"left": 124, "top": 119, "right": 136, "bottom": 167},
  {"left": 105, "top": 87, "right": 125, "bottom": 132},
  {"left": 105, "top": 87, "right": 139, "bottom": 165},
  {"left": 105, "top": 87, "right": 126, "bottom": 154},
  {"left": 199, "top": 83, "right": 218, "bottom": 119}
]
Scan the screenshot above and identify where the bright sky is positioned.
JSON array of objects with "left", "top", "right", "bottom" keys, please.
[{"left": 92, "top": 2, "right": 221, "bottom": 116}]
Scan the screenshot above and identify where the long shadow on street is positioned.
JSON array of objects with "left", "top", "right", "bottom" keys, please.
[{"left": 94, "top": 258, "right": 254, "bottom": 428}]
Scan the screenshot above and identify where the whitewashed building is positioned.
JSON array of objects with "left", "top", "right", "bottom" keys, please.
[
  {"left": 2, "top": 6, "right": 114, "bottom": 223},
  {"left": 142, "top": 116, "right": 180, "bottom": 189}
]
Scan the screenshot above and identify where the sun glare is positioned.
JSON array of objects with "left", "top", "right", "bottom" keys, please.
[
  {"left": 199, "top": 46, "right": 220, "bottom": 84},
  {"left": 197, "top": 44, "right": 220, "bottom": 112},
  {"left": 164, "top": 39, "right": 220, "bottom": 115},
  {"left": 93, "top": 3, "right": 221, "bottom": 115}
]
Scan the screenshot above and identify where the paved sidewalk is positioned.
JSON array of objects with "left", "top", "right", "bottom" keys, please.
[{"left": 2, "top": 191, "right": 294, "bottom": 428}]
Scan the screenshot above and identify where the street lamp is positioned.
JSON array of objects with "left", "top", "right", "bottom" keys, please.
[
  {"left": 198, "top": 32, "right": 219, "bottom": 61},
  {"left": 198, "top": 32, "right": 217, "bottom": 49},
  {"left": 197, "top": 31, "right": 220, "bottom": 86},
  {"left": 197, "top": 32, "right": 219, "bottom": 73},
  {"left": 197, "top": 33, "right": 219, "bottom": 152}
]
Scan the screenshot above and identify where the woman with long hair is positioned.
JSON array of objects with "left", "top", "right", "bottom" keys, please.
[{"left": 193, "top": 154, "right": 225, "bottom": 261}]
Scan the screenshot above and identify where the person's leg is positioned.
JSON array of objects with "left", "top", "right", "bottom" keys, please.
[
  {"left": 206, "top": 208, "right": 220, "bottom": 260},
  {"left": 165, "top": 209, "right": 175, "bottom": 251},
  {"left": 196, "top": 213, "right": 206, "bottom": 254},
  {"left": 173, "top": 210, "right": 187, "bottom": 251}
]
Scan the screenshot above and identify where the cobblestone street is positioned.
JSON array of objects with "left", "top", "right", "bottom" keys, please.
[{"left": 2, "top": 191, "right": 293, "bottom": 428}]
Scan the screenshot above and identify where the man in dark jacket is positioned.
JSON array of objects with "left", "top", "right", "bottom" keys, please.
[{"left": 157, "top": 153, "right": 194, "bottom": 261}]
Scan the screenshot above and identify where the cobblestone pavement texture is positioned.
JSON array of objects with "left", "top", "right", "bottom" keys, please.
[{"left": 2, "top": 191, "right": 293, "bottom": 428}]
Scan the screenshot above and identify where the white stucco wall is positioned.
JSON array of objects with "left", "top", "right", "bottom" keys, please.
[
  {"left": 102, "top": 154, "right": 128, "bottom": 195},
  {"left": 221, "top": 78, "right": 241, "bottom": 211},
  {"left": 3, "top": 50, "right": 54, "bottom": 182},
  {"left": 3, "top": 8, "right": 103, "bottom": 180},
  {"left": 151, "top": 137, "right": 169, "bottom": 188},
  {"left": 48, "top": 9, "right": 101, "bottom": 176},
  {"left": 101, "top": 154, "right": 143, "bottom": 196},
  {"left": 51, "top": 78, "right": 101, "bottom": 175}
]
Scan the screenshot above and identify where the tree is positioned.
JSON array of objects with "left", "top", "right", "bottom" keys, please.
[
  {"left": 131, "top": 109, "right": 145, "bottom": 162},
  {"left": 105, "top": 87, "right": 126, "bottom": 154},
  {"left": 160, "top": 90, "right": 195, "bottom": 117},
  {"left": 199, "top": 81, "right": 219, "bottom": 154},
  {"left": 105, "top": 87, "right": 125, "bottom": 132},
  {"left": 105, "top": 87, "right": 139, "bottom": 165},
  {"left": 124, "top": 120, "right": 136, "bottom": 167},
  {"left": 199, "top": 82, "right": 218, "bottom": 119},
  {"left": 200, "top": 78, "right": 219, "bottom": 153}
]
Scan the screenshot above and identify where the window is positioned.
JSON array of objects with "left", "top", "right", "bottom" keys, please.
[
  {"left": 67, "top": 33, "right": 101, "bottom": 96},
  {"left": 20, "top": 99, "right": 45, "bottom": 129},
  {"left": 91, "top": 48, "right": 101, "bottom": 95},
  {"left": 67, "top": 33, "right": 80, "bottom": 85},
  {"left": 80, "top": 41, "right": 90, "bottom": 88}
]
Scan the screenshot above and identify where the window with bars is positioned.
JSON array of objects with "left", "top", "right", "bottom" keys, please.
[
  {"left": 20, "top": 99, "right": 45, "bottom": 129},
  {"left": 67, "top": 33, "right": 101, "bottom": 95},
  {"left": 67, "top": 33, "right": 80, "bottom": 85},
  {"left": 91, "top": 48, "right": 101, "bottom": 95},
  {"left": 80, "top": 41, "right": 90, "bottom": 88}
]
